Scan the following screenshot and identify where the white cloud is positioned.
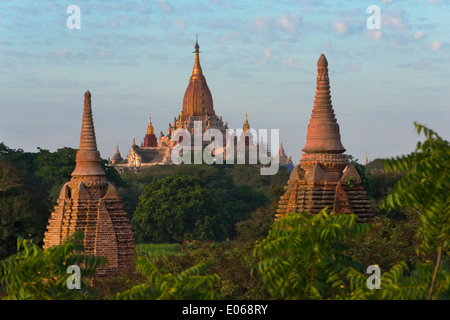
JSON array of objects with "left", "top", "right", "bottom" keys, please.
[
  {"left": 157, "top": 0, "right": 173, "bottom": 13},
  {"left": 58, "top": 49, "right": 70, "bottom": 59},
  {"left": 366, "top": 30, "right": 383, "bottom": 42},
  {"left": 175, "top": 19, "right": 186, "bottom": 29},
  {"left": 281, "top": 57, "right": 300, "bottom": 69},
  {"left": 261, "top": 48, "right": 271, "bottom": 65},
  {"left": 332, "top": 21, "right": 348, "bottom": 36},
  {"left": 414, "top": 31, "right": 425, "bottom": 40},
  {"left": 383, "top": 13, "right": 406, "bottom": 30},
  {"left": 347, "top": 61, "right": 361, "bottom": 72},
  {"left": 249, "top": 14, "right": 301, "bottom": 35},
  {"left": 430, "top": 41, "right": 441, "bottom": 51},
  {"left": 276, "top": 14, "right": 301, "bottom": 35}
]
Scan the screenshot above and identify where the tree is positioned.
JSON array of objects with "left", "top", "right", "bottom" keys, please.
[
  {"left": 132, "top": 174, "right": 228, "bottom": 246},
  {"left": 347, "top": 155, "right": 373, "bottom": 198},
  {"left": 35, "top": 147, "right": 77, "bottom": 189},
  {"left": 0, "top": 231, "right": 105, "bottom": 300},
  {"left": 254, "top": 209, "right": 370, "bottom": 299},
  {"left": 383, "top": 122, "right": 449, "bottom": 300},
  {"left": 0, "top": 159, "right": 21, "bottom": 193},
  {"left": 116, "top": 259, "right": 220, "bottom": 300},
  {"left": 0, "top": 159, "right": 50, "bottom": 259}
]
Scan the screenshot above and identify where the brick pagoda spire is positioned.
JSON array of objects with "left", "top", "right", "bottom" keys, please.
[
  {"left": 43, "top": 91, "right": 135, "bottom": 276},
  {"left": 276, "top": 55, "right": 373, "bottom": 221}
]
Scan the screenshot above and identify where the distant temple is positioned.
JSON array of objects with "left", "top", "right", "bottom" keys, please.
[
  {"left": 110, "top": 38, "right": 292, "bottom": 172},
  {"left": 44, "top": 91, "right": 135, "bottom": 276},
  {"left": 278, "top": 141, "right": 294, "bottom": 171},
  {"left": 276, "top": 55, "right": 373, "bottom": 221}
]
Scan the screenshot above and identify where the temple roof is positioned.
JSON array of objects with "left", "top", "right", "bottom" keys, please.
[{"left": 182, "top": 37, "right": 215, "bottom": 117}]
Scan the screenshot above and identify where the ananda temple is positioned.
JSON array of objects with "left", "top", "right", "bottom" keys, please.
[{"left": 109, "top": 38, "right": 293, "bottom": 173}]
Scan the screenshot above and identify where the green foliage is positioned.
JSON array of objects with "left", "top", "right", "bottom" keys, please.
[
  {"left": 0, "top": 159, "right": 50, "bottom": 259},
  {"left": 348, "top": 215, "right": 421, "bottom": 271},
  {"left": 378, "top": 262, "right": 450, "bottom": 300},
  {"left": 118, "top": 164, "right": 286, "bottom": 223},
  {"left": 132, "top": 174, "right": 228, "bottom": 244},
  {"left": 254, "top": 210, "right": 370, "bottom": 299},
  {"left": 130, "top": 165, "right": 273, "bottom": 243},
  {"left": 116, "top": 259, "right": 220, "bottom": 300},
  {"left": 34, "top": 147, "right": 77, "bottom": 189},
  {"left": 383, "top": 122, "right": 449, "bottom": 254},
  {"left": 365, "top": 158, "right": 385, "bottom": 170},
  {"left": 140, "top": 241, "right": 268, "bottom": 300},
  {"left": 343, "top": 261, "right": 450, "bottom": 300},
  {"left": 0, "top": 231, "right": 105, "bottom": 300},
  {"left": 135, "top": 243, "right": 182, "bottom": 258},
  {"left": 347, "top": 155, "right": 373, "bottom": 198},
  {"left": 382, "top": 123, "right": 449, "bottom": 299},
  {"left": 369, "top": 171, "right": 403, "bottom": 207}
]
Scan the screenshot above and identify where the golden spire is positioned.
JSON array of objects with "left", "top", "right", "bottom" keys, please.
[
  {"left": 192, "top": 34, "right": 203, "bottom": 79},
  {"left": 182, "top": 36, "right": 215, "bottom": 117},
  {"left": 243, "top": 113, "right": 250, "bottom": 132},
  {"left": 177, "top": 113, "right": 183, "bottom": 129},
  {"left": 147, "top": 115, "right": 154, "bottom": 135}
]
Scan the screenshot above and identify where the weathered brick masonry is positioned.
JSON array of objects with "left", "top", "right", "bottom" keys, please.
[
  {"left": 43, "top": 91, "right": 135, "bottom": 276},
  {"left": 276, "top": 55, "right": 373, "bottom": 222}
]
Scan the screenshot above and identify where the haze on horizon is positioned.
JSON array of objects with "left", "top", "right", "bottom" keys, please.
[{"left": 0, "top": 0, "right": 449, "bottom": 165}]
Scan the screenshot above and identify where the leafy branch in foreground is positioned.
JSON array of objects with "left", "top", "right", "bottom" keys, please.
[
  {"left": 116, "top": 258, "right": 220, "bottom": 300},
  {"left": 254, "top": 209, "right": 370, "bottom": 300},
  {"left": 0, "top": 231, "right": 105, "bottom": 300},
  {"left": 383, "top": 122, "right": 449, "bottom": 299}
]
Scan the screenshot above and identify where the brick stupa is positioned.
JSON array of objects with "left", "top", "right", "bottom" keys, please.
[
  {"left": 43, "top": 91, "right": 135, "bottom": 275},
  {"left": 276, "top": 55, "right": 373, "bottom": 221}
]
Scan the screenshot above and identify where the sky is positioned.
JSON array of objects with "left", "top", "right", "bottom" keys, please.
[{"left": 0, "top": 0, "right": 449, "bottom": 165}]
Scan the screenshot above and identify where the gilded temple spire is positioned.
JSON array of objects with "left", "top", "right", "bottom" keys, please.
[
  {"left": 192, "top": 34, "right": 203, "bottom": 80},
  {"left": 243, "top": 113, "right": 250, "bottom": 132},
  {"left": 147, "top": 115, "right": 154, "bottom": 135},
  {"left": 182, "top": 36, "right": 215, "bottom": 117}
]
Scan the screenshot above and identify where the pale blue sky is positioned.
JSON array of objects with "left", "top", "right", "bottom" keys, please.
[{"left": 0, "top": 0, "right": 449, "bottom": 164}]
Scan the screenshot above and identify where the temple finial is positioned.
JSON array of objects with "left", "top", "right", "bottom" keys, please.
[
  {"left": 195, "top": 34, "right": 199, "bottom": 51},
  {"left": 243, "top": 113, "right": 250, "bottom": 132},
  {"left": 147, "top": 114, "right": 154, "bottom": 135},
  {"left": 318, "top": 54, "right": 328, "bottom": 68},
  {"left": 192, "top": 34, "right": 203, "bottom": 78}
]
